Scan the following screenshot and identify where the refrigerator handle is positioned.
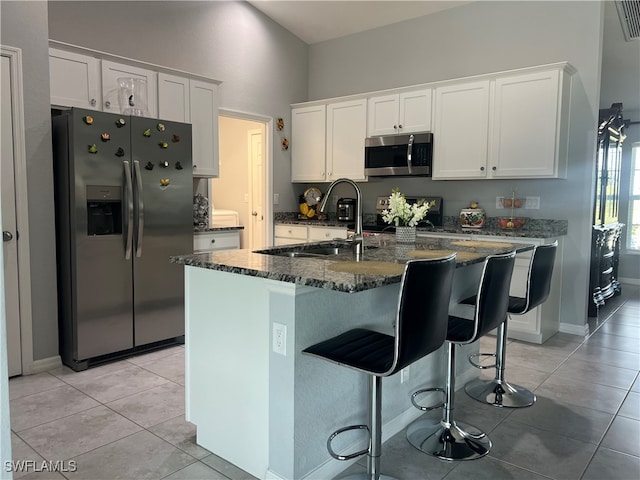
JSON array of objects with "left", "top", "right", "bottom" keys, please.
[
  {"left": 133, "top": 160, "right": 144, "bottom": 258},
  {"left": 123, "top": 160, "right": 134, "bottom": 260}
]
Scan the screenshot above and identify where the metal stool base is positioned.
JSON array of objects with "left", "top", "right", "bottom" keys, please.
[
  {"left": 406, "top": 418, "right": 491, "bottom": 461},
  {"left": 465, "top": 378, "right": 536, "bottom": 408}
]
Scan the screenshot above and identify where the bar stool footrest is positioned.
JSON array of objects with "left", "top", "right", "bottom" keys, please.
[
  {"left": 468, "top": 352, "right": 497, "bottom": 369},
  {"left": 411, "top": 387, "right": 445, "bottom": 412},
  {"left": 327, "top": 424, "right": 370, "bottom": 461}
]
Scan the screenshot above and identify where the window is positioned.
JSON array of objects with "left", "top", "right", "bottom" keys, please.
[{"left": 628, "top": 142, "right": 640, "bottom": 250}]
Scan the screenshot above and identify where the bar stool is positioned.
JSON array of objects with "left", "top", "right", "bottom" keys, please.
[
  {"left": 406, "top": 251, "right": 516, "bottom": 461},
  {"left": 464, "top": 242, "right": 557, "bottom": 408},
  {"left": 302, "top": 255, "right": 456, "bottom": 480}
]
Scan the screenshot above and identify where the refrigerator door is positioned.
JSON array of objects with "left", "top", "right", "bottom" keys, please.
[
  {"left": 69, "top": 109, "right": 135, "bottom": 360},
  {"left": 129, "top": 117, "right": 192, "bottom": 346}
]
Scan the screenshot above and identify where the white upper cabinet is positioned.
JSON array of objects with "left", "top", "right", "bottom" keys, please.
[
  {"left": 189, "top": 79, "right": 219, "bottom": 177},
  {"left": 158, "top": 73, "right": 190, "bottom": 123},
  {"left": 432, "top": 63, "right": 573, "bottom": 180},
  {"left": 490, "top": 68, "right": 571, "bottom": 179},
  {"left": 326, "top": 99, "right": 367, "bottom": 181},
  {"left": 101, "top": 60, "right": 158, "bottom": 117},
  {"left": 432, "top": 80, "right": 491, "bottom": 179},
  {"left": 367, "top": 89, "right": 431, "bottom": 136},
  {"left": 49, "top": 48, "right": 101, "bottom": 110},
  {"left": 291, "top": 104, "right": 327, "bottom": 182}
]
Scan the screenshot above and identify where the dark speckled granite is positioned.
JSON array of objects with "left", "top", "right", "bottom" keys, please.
[
  {"left": 193, "top": 225, "right": 244, "bottom": 233},
  {"left": 274, "top": 214, "right": 567, "bottom": 239},
  {"left": 171, "top": 235, "right": 534, "bottom": 293}
]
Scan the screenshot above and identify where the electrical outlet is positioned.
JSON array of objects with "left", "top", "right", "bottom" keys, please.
[
  {"left": 273, "top": 193, "right": 280, "bottom": 205},
  {"left": 400, "top": 366, "right": 410, "bottom": 384},
  {"left": 496, "top": 197, "right": 504, "bottom": 209},
  {"left": 525, "top": 196, "right": 540, "bottom": 209},
  {"left": 273, "top": 323, "right": 287, "bottom": 356},
  {"left": 244, "top": 193, "right": 249, "bottom": 203}
]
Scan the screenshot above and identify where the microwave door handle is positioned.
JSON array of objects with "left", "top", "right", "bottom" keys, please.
[
  {"left": 407, "top": 134, "right": 414, "bottom": 174},
  {"left": 123, "top": 160, "right": 134, "bottom": 260},
  {"left": 133, "top": 160, "right": 144, "bottom": 258}
]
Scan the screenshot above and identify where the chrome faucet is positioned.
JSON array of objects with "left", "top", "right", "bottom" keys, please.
[{"left": 319, "top": 178, "right": 363, "bottom": 259}]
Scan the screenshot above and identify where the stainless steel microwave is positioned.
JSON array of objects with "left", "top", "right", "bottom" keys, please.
[{"left": 364, "top": 132, "right": 433, "bottom": 177}]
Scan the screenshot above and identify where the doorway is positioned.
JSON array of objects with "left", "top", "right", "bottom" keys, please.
[
  {"left": 1, "top": 45, "right": 33, "bottom": 377},
  {"left": 212, "top": 111, "right": 271, "bottom": 250}
]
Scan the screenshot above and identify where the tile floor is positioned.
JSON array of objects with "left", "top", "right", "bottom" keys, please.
[{"left": 8, "top": 286, "right": 640, "bottom": 480}]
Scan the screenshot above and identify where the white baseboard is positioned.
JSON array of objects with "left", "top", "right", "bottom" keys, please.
[
  {"left": 619, "top": 277, "right": 640, "bottom": 286},
  {"left": 24, "top": 355, "right": 62, "bottom": 375},
  {"left": 559, "top": 322, "right": 590, "bottom": 336}
]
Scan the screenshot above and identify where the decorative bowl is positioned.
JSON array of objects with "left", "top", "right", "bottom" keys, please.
[
  {"left": 498, "top": 217, "right": 528, "bottom": 229},
  {"left": 459, "top": 208, "right": 486, "bottom": 229}
]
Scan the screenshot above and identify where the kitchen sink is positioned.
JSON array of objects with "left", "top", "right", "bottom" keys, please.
[{"left": 255, "top": 243, "right": 377, "bottom": 258}]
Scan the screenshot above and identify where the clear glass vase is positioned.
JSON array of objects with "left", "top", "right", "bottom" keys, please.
[{"left": 395, "top": 226, "right": 416, "bottom": 244}]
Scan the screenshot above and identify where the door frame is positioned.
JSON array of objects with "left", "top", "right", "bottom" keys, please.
[
  {"left": 217, "top": 108, "right": 273, "bottom": 247},
  {"left": 1, "top": 45, "right": 34, "bottom": 375},
  {"left": 248, "top": 128, "right": 265, "bottom": 250}
]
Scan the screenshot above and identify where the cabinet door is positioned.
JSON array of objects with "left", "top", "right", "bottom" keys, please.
[
  {"left": 101, "top": 60, "right": 158, "bottom": 117},
  {"left": 326, "top": 99, "right": 367, "bottom": 182},
  {"left": 432, "top": 80, "right": 491, "bottom": 179},
  {"left": 399, "top": 89, "right": 431, "bottom": 134},
  {"left": 307, "top": 226, "right": 348, "bottom": 242},
  {"left": 367, "top": 94, "right": 399, "bottom": 136},
  {"left": 491, "top": 69, "right": 561, "bottom": 178},
  {"left": 158, "top": 73, "right": 190, "bottom": 123},
  {"left": 190, "top": 79, "right": 219, "bottom": 177},
  {"left": 291, "top": 105, "right": 326, "bottom": 182},
  {"left": 49, "top": 48, "right": 101, "bottom": 110}
]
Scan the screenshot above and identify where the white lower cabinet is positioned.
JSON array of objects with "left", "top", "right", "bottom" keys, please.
[
  {"left": 274, "top": 224, "right": 348, "bottom": 246},
  {"left": 418, "top": 232, "right": 562, "bottom": 343},
  {"left": 194, "top": 231, "right": 241, "bottom": 253}
]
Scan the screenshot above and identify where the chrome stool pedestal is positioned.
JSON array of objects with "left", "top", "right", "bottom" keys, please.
[
  {"left": 407, "top": 343, "right": 491, "bottom": 461},
  {"left": 464, "top": 321, "right": 535, "bottom": 408}
]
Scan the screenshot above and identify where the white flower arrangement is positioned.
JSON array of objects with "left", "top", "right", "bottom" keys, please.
[{"left": 381, "top": 189, "right": 434, "bottom": 227}]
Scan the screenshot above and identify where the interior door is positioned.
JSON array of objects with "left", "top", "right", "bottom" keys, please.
[
  {"left": 249, "top": 128, "right": 264, "bottom": 250},
  {"left": 1, "top": 54, "right": 22, "bottom": 376}
]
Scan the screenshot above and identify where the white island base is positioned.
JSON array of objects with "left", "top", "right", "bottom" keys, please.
[{"left": 184, "top": 264, "right": 484, "bottom": 480}]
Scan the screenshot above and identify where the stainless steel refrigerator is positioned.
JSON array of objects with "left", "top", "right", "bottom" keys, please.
[{"left": 52, "top": 108, "right": 192, "bottom": 371}]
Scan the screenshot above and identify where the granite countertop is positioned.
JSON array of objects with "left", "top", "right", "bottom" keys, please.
[
  {"left": 171, "top": 235, "right": 533, "bottom": 293},
  {"left": 194, "top": 225, "right": 244, "bottom": 233},
  {"left": 274, "top": 217, "right": 568, "bottom": 239}
]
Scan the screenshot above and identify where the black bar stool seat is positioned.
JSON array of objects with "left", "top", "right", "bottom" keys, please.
[
  {"left": 407, "top": 251, "right": 516, "bottom": 461},
  {"left": 464, "top": 242, "right": 557, "bottom": 408},
  {"left": 303, "top": 255, "right": 457, "bottom": 480}
]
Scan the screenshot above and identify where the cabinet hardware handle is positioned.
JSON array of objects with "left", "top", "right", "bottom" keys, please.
[
  {"left": 393, "top": 125, "right": 397, "bottom": 129},
  {"left": 105, "top": 101, "right": 111, "bottom": 108},
  {"left": 211, "top": 239, "right": 216, "bottom": 244},
  {"left": 398, "top": 124, "right": 403, "bottom": 129},
  {"left": 480, "top": 166, "right": 485, "bottom": 171},
  {"left": 492, "top": 166, "right": 497, "bottom": 171},
  {"left": 90, "top": 98, "right": 96, "bottom": 106}
]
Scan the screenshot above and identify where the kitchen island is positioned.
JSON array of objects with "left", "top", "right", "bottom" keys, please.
[{"left": 171, "top": 236, "right": 534, "bottom": 480}]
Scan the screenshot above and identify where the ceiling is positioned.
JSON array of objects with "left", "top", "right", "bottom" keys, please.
[{"left": 247, "top": 1, "right": 473, "bottom": 45}]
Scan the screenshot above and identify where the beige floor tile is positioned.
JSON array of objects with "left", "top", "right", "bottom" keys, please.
[
  {"left": 47, "top": 360, "right": 132, "bottom": 386},
  {"left": 9, "top": 373, "right": 67, "bottom": 401},
  {"left": 64, "top": 430, "right": 196, "bottom": 480},
  {"left": 552, "top": 356, "right": 638, "bottom": 390},
  {"left": 17, "top": 406, "right": 142, "bottom": 462},
  {"left": 137, "top": 351, "right": 185, "bottom": 383},
  {"left": 570, "top": 343, "right": 640, "bottom": 370},
  {"left": 70, "top": 364, "right": 169, "bottom": 403},
  {"left": 600, "top": 416, "right": 640, "bottom": 457},
  {"left": 126, "top": 344, "right": 185, "bottom": 366},
  {"left": 201, "top": 454, "right": 258, "bottom": 480},
  {"left": 163, "top": 461, "right": 230, "bottom": 480},
  {"left": 148, "top": 415, "right": 211, "bottom": 459},
  {"left": 585, "top": 331, "right": 640, "bottom": 354},
  {"left": 618, "top": 391, "right": 640, "bottom": 420},
  {"left": 10, "top": 385, "right": 100, "bottom": 432},
  {"left": 10, "top": 433, "right": 46, "bottom": 479},
  {"left": 535, "top": 374, "right": 628, "bottom": 414},
  {"left": 445, "top": 456, "right": 550, "bottom": 479},
  {"left": 106, "top": 381, "right": 185, "bottom": 428},
  {"left": 582, "top": 447, "right": 640, "bottom": 480},
  {"left": 598, "top": 320, "right": 640, "bottom": 339}
]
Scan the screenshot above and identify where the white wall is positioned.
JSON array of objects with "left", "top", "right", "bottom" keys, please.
[{"left": 306, "top": 0, "right": 605, "bottom": 329}]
